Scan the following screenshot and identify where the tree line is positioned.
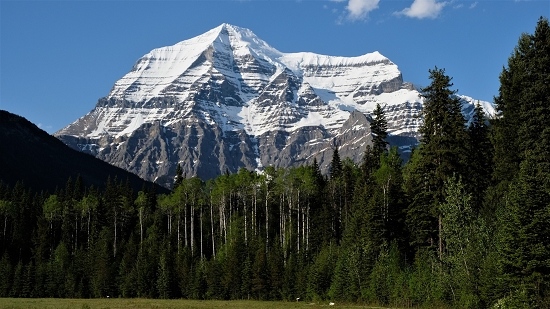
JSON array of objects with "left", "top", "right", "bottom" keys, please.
[{"left": 0, "top": 17, "right": 548, "bottom": 309}]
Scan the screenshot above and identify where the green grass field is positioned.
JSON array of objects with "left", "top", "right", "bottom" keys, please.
[{"left": 0, "top": 299, "right": 399, "bottom": 309}]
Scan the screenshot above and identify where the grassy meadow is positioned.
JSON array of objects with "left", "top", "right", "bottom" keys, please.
[{"left": 0, "top": 299, "right": 408, "bottom": 309}]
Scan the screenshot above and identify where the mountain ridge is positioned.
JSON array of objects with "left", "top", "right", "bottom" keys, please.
[
  {"left": 0, "top": 110, "right": 167, "bottom": 194},
  {"left": 55, "top": 23, "right": 495, "bottom": 187}
]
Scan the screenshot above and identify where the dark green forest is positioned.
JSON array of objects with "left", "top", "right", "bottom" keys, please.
[{"left": 0, "top": 17, "right": 548, "bottom": 309}]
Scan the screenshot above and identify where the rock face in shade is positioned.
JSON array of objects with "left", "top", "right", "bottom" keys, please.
[{"left": 55, "top": 23, "right": 495, "bottom": 188}]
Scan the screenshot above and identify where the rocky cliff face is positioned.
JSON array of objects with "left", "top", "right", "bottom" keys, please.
[{"left": 55, "top": 23, "right": 495, "bottom": 188}]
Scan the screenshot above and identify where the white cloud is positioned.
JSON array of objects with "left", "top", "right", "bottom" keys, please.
[
  {"left": 469, "top": 2, "right": 478, "bottom": 9},
  {"left": 345, "top": 0, "right": 380, "bottom": 20},
  {"left": 396, "top": 0, "right": 447, "bottom": 19}
]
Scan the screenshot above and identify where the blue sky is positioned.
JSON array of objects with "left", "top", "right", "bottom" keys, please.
[{"left": 1, "top": 0, "right": 548, "bottom": 134}]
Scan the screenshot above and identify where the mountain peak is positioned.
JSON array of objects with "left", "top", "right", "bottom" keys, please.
[
  {"left": 55, "top": 24, "right": 495, "bottom": 185},
  {"left": 104, "top": 23, "right": 280, "bottom": 104},
  {"left": 216, "top": 22, "right": 245, "bottom": 33}
]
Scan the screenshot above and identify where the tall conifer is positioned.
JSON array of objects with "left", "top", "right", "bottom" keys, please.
[
  {"left": 371, "top": 103, "right": 389, "bottom": 158},
  {"left": 404, "top": 67, "right": 467, "bottom": 254},
  {"left": 493, "top": 17, "right": 550, "bottom": 307},
  {"left": 466, "top": 102, "right": 492, "bottom": 210}
]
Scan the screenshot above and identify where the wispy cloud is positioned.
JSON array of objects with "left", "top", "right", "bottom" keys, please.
[
  {"left": 334, "top": 0, "right": 380, "bottom": 20},
  {"left": 395, "top": 0, "right": 447, "bottom": 19},
  {"left": 469, "top": 1, "right": 478, "bottom": 9},
  {"left": 37, "top": 123, "right": 53, "bottom": 131}
]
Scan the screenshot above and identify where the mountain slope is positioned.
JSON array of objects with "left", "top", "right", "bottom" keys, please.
[
  {"left": 55, "top": 24, "right": 495, "bottom": 187},
  {"left": 0, "top": 110, "right": 166, "bottom": 193}
]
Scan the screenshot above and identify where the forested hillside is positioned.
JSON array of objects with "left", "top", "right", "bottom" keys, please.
[
  {"left": 0, "top": 110, "right": 166, "bottom": 194},
  {"left": 0, "top": 17, "right": 548, "bottom": 309}
]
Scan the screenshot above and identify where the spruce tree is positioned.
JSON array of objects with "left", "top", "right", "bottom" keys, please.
[
  {"left": 371, "top": 103, "right": 389, "bottom": 158},
  {"left": 497, "top": 154, "right": 550, "bottom": 307},
  {"left": 329, "top": 146, "right": 344, "bottom": 242},
  {"left": 404, "top": 67, "right": 467, "bottom": 254},
  {"left": 329, "top": 146, "right": 343, "bottom": 180},
  {"left": 360, "top": 145, "right": 378, "bottom": 181},
  {"left": 492, "top": 17, "right": 550, "bottom": 181},
  {"left": 466, "top": 102, "right": 492, "bottom": 211},
  {"left": 491, "top": 17, "right": 550, "bottom": 308}
]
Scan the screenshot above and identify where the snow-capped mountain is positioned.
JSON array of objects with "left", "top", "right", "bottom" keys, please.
[{"left": 55, "top": 23, "right": 495, "bottom": 187}]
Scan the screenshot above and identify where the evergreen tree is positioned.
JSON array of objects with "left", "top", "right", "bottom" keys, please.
[
  {"left": 10, "top": 260, "right": 23, "bottom": 297},
  {"left": 491, "top": 17, "right": 550, "bottom": 308},
  {"left": 21, "top": 262, "right": 35, "bottom": 298},
  {"left": 0, "top": 254, "right": 13, "bottom": 296},
  {"left": 404, "top": 67, "right": 467, "bottom": 254},
  {"left": 497, "top": 154, "right": 550, "bottom": 307},
  {"left": 329, "top": 248, "right": 355, "bottom": 302},
  {"left": 371, "top": 103, "right": 389, "bottom": 158},
  {"left": 240, "top": 254, "right": 252, "bottom": 300},
  {"left": 173, "top": 163, "right": 184, "bottom": 190},
  {"left": 307, "top": 245, "right": 335, "bottom": 300},
  {"left": 492, "top": 17, "right": 550, "bottom": 182},
  {"left": 90, "top": 228, "right": 112, "bottom": 297},
  {"left": 156, "top": 245, "right": 173, "bottom": 299},
  {"left": 267, "top": 243, "right": 284, "bottom": 300},
  {"left": 466, "top": 102, "right": 492, "bottom": 211},
  {"left": 251, "top": 245, "right": 268, "bottom": 300},
  {"left": 329, "top": 147, "right": 344, "bottom": 243},
  {"left": 205, "top": 258, "right": 223, "bottom": 299},
  {"left": 329, "top": 146, "right": 343, "bottom": 180},
  {"left": 118, "top": 237, "right": 138, "bottom": 298}
]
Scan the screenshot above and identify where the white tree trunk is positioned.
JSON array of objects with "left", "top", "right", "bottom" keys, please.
[{"left": 211, "top": 196, "right": 215, "bottom": 258}]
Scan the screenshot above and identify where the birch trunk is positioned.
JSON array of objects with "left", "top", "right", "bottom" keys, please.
[
  {"left": 114, "top": 209, "right": 117, "bottom": 257},
  {"left": 210, "top": 196, "right": 215, "bottom": 258},
  {"left": 296, "top": 190, "right": 300, "bottom": 253},
  {"left": 265, "top": 189, "right": 269, "bottom": 253},
  {"left": 87, "top": 210, "right": 90, "bottom": 249},
  {"left": 191, "top": 203, "right": 194, "bottom": 256},
  {"left": 244, "top": 194, "right": 248, "bottom": 245},
  {"left": 200, "top": 206, "right": 203, "bottom": 259},
  {"left": 177, "top": 211, "right": 181, "bottom": 253},
  {"left": 185, "top": 202, "right": 188, "bottom": 248},
  {"left": 139, "top": 207, "right": 143, "bottom": 246}
]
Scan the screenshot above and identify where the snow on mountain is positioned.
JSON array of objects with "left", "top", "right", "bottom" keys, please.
[{"left": 55, "top": 23, "right": 495, "bottom": 187}]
